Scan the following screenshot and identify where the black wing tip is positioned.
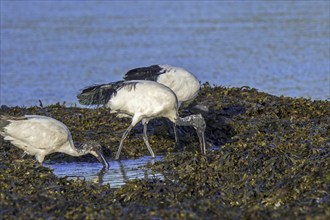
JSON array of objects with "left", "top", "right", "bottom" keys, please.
[
  {"left": 124, "top": 65, "right": 163, "bottom": 81},
  {"left": 76, "top": 94, "right": 92, "bottom": 105},
  {"left": 77, "top": 81, "right": 127, "bottom": 106},
  {"left": 80, "top": 85, "right": 96, "bottom": 94},
  {"left": 0, "top": 115, "right": 27, "bottom": 121},
  {"left": 0, "top": 116, "right": 10, "bottom": 131},
  {"left": 0, "top": 115, "right": 26, "bottom": 131},
  {"left": 77, "top": 84, "right": 104, "bottom": 105}
]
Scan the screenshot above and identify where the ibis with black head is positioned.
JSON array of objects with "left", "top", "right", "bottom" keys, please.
[
  {"left": 124, "top": 65, "right": 205, "bottom": 144},
  {"left": 0, "top": 115, "right": 109, "bottom": 169},
  {"left": 77, "top": 80, "right": 206, "bottom": 160}
]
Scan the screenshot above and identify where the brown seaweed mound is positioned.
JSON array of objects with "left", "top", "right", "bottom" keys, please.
[{"left": 1, "top": 84, "right": 329, "bottom": 219}]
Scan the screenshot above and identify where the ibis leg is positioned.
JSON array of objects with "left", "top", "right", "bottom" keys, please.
[
  {"left": 115, "top": 124, "right": 134, "bottom": 160},
  {"left": 142, "top": 122, "right": 155, "bottom": 158}
]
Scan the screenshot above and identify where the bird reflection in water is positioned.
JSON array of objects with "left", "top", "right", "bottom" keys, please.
[{"left": 95, "top": 156, "right": 157, "bottom": 185}]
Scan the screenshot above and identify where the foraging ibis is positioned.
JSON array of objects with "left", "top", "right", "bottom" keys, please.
[
  {"left": 124, "top": 65, "right": 204, "bottom": 145},
  {"left": 77, "top": 80, "right": 206, "bottom": 160},
  {"left": 0, "top": 115, "right": 109, "bottom": 169},
  {"left": 124, "top": 64, "right": 200, "bottom": 108}
]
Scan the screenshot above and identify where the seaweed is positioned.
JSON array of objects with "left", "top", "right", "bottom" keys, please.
[{"left": 1, "top": 84, "right": 329, "bottom": 219}]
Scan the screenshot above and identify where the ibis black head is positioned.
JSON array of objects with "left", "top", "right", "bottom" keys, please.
[
  {"left": 176, "top": 114, "right": 206, "bottom": 155},
  {"left": 80, "top": 140, "right": 109, "bottom": 169}
]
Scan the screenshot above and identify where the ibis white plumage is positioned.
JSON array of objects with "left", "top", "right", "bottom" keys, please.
[
  {"left": 124, "top": 64, "right": 201, "bottom": 108},
  {"left": 77, "top": 80, "right": 206, "bottom": 160},
  {"left": 124, "top": 65, "right": 203, "bottom": 145},
  {"left": 0, "top": 115, "right": 109, "bottom": 169}
]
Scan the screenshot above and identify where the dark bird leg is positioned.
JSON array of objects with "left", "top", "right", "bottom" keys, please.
[
  {"left": 115, "top": 124, "right": 134, "bottom": 160},
  {"left": 142, "top": 120, "right": 155, "bottom": 158}
]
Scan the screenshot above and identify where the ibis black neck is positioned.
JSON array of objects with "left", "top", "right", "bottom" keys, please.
[{"left": 176, "top": 114, "right": 206, "bottom": 155}]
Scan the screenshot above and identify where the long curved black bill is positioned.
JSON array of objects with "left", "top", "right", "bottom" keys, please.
[
  {"left": 96, "top": 167, "right": 109, "bottom": 184},
  {"left": 197, "top": 129, "right": 206, "bottom": 155},
  {"left": 96, "top": 150, "right": 110, "bottom": 169},
  {"left": 176, "top": 113, "right": 206, "bottom": 155}
]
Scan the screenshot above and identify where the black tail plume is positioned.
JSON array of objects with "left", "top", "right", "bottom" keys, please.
[
  {"left": 0, "top": 115, "right": 26, "bottom": 133},
  {"left": 77, "top": 83, "right": 114, "bottom": 105},
  {"left": 77, "top": 81, "right": 138, "bottom": 106},
  {"left": 0, "top": 117, "right": 9, "bottom": 133},
  {"left": 124, "top": 65, "right": 163, "bottom": 81}
]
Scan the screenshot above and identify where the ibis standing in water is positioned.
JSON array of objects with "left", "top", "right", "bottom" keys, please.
[
  {"left": 0, "top": 115, "right": 109, "bottom": 169},
  {"left": 124, "top": 64, "right": 200, "bottom": 108},
  {"left": 77, "top": 80, "right": 206, "bottom": 160}
]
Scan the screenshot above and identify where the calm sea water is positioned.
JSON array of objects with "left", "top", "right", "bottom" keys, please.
[{"left": 1, "top": 1, "right": 329, "bottom": 106}]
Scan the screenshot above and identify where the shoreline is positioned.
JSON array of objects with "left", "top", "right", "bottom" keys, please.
[{"left": 1, "top": 84, "right": 329, "bottom": 219}]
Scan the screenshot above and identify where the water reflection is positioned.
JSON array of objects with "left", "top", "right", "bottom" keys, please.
[{"left": 45, "top": 156, "right": 163, "bottom": 188}]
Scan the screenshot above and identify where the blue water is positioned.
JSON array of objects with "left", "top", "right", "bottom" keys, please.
[
  {"left": 1, "top": 1, "right": 329, "bottom": 106},
  {"left": 45, "top": 156, "right": 163, "bottom": 187}
]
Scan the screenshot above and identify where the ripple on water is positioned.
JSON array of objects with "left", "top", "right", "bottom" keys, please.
[{"left": 45, "top": 156, "right": 164, "bottom": 188}]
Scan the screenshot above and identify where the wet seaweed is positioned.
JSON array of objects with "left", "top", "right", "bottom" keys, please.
[{"left": 0, "top": 84, "right": 329, "bottom": 219}]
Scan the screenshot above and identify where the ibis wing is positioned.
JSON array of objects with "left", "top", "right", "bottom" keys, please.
[
  {"left": 77, "top": 81, "right": 140, "bottom": 106},
  {"left": 124, "top": 65, "right": 165, "bottom": 81},
  {"left": 3, "top": 116, "right": 70, "bottom": 153},
  {"left": 77, "top": 82, "right": 121, "bottom": 105}
]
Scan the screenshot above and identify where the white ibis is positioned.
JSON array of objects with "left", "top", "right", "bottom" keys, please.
[
  {"left": 77, "top": 80, "right": 206, "bottom": 160},
  {"left": 0, "top": 115, "right": 109, "bottom": 169},
  {"left": 124, "top": 65, "right": 203, "bottom": 144},
  {"left": 124, "top": 64, "right": 200, "bottom": 108}
]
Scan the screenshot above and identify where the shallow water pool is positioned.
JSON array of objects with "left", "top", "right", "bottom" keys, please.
[{"left": 45, "top": 156, "right": 163, "bottom": 188}]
